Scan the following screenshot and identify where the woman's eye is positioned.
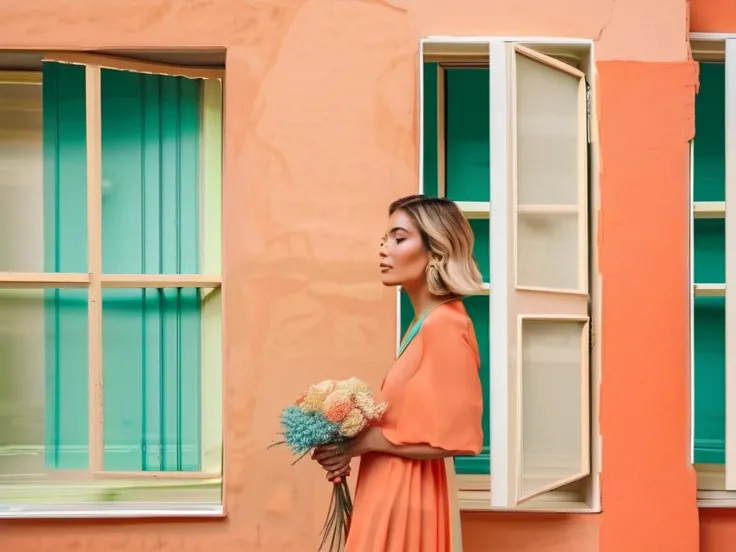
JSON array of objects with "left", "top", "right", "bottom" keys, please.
[{"left": 395, "top": 238, "right": 405, "bottom": 244}]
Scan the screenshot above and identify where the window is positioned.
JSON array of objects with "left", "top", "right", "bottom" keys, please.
[
  {"left": 689, "top": 35, "right": 736, "bottom": 507},
  {"left": 398, "top": 37, "right": 600, "bottom": 511},
  {"left": 0, "top": 52, "right": 223, "bottom": 517}
]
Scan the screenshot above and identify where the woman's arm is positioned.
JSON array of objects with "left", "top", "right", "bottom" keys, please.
[
  {"left": 312, "top": 426, "right": 472, "bottom": 480},
  {"left": 357, "top": 426, "right": 467, "bottom": 460},
  {"left": 312, "top": 317, "right": 484, "bottom": 480}
]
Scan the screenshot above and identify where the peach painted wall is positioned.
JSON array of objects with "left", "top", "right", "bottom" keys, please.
[{"left": 0, "top": 0, "right": 698, "bottom": 551}]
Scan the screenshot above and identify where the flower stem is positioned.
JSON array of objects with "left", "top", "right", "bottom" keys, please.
[{"left": 318, "top": 478, "right": 353, "bottom": 552}]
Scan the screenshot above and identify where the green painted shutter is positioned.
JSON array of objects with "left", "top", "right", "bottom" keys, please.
[
  {"left": 693, "top": 62, "right": 726, "bottom": 464},
  {"left": 43, "top": 62, "right": 203, "bottom": 471}
]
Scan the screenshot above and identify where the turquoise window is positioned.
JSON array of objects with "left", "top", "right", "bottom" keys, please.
[
  {"left": 693, "top": 62, "right": 726, "bottom": 464},
  {"left": 42, "top": 62, "right": 204, "bottom": 472}
]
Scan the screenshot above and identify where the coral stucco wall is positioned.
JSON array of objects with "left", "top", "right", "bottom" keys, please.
[{"left": 0, "top": 0, "right": 702, "bottom": 550}]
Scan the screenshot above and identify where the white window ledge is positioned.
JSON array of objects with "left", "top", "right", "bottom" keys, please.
[{"left": 0, "top": 503, "right": 224, "bottom": 519}]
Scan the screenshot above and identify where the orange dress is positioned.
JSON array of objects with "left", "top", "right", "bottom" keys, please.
[{"left": 345, "top": 300, "right": 484, "bottom": 552}]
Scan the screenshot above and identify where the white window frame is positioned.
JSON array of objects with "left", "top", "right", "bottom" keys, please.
[
  {"left": 0, "top": 52, "right": 225, "bottom": 518},
  {"left": 689, "top": 32, "right": 736, "bottom": 508},
  {"left": 401, "top": 36, "right": 602, "bottom": 513}
]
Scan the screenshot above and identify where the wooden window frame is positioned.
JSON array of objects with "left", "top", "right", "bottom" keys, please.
[
  {"left": 405, "top": 36, "right": 602, "bottom": 514},
  {"left": 0, "top": 52, "right": 224, "bottom": 518}
]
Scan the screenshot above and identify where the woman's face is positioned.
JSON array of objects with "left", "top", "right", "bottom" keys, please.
[{"left": 379, "top": 209, "right": 430, "bottom": 290}]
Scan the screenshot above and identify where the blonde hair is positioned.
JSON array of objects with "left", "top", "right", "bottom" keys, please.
[{"left": 389, "top": 195, "right": 485, "bottom": 296}]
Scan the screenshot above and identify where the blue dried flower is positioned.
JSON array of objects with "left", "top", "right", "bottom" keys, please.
[{"left": 279, "top": 405, "right": 339, "bottom": 457}]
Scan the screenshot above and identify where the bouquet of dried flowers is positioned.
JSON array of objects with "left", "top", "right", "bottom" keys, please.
[{"left": 269, "top": 378, "right": 386, "bottom": 551}]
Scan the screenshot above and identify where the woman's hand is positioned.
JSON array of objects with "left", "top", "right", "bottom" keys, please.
[
  {"left": 312, "top": 443, "right": 352, "bottom": 482},
  {"left": 311, "top": 426, "right": 386, "bottom": 481}
]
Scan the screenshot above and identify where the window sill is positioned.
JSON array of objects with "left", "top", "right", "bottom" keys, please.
[
  {"left": 0, "top": 478, "right": 223, "bottom": 518},
  {"left": 457, "top": 488, "right": 599, "bottom": 513},
  {"left": 0, "top": 502, "right": 224, "bottom": 519},
  {"left": 456, "top": 474, "right": 600, "bottom": 513},
  {"left": 698, "top": 491, "right": 736, "bottom": 508}
]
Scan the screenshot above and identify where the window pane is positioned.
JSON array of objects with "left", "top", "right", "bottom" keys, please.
[
  {"left": 693, "top": 297, "right": 725, "bottom": 464},
  {"left": 693, "top": 63, "right": 725, "bottom": 203},
  {"left": 44, "top": 64, "right": 89, "bottom": 273},
  {"left": 694, "top": 219, "right": 725, "bottom": 284},
  {"left": 102, "top": 287, "right": 203, "bottom": 472},
  {"left": 520, "top": 318, "right": 587, "bottom": 499},
  {"left": 100, "top": 70, "right": 201, "bottom": 275},
  {"left": 517, "top": 212, "right": 578, "bottom": 290},
  {"left": 0, "top": 82, "right": 43, "bottom": 272},
  {"left": 201, "top": 287, "right": 223, "bottom": 474},
  {"left": 515, "top": 53, "right": 580, "bottom": 206},
  {"left": 0, "top": 72, "right": 87, "bottom": 273},
  {"left": 446, "top": 67, "right": 490, "bottom": 202},
  {"left": 0, "top": 288, "right": 88, "bottom": 477}
]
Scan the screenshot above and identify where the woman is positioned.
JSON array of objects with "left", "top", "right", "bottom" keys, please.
[{"left": 312, "top": 194, "right": 485, "bottom": 551}]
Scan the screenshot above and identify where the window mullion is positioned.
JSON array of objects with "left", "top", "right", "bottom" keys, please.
[
  {"left": 0, "top": 273, "right": 89, "bottom": 287},
  {"left": 85, "top": 63, "right": 104, "bottom": 473},
  {"left": 99, "top": 274, "right": 221, "bottom": 288}
]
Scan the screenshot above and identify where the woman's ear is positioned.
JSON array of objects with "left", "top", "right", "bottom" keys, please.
[{"left": 428, "top": 253, "right": 444, "bottom": 268}]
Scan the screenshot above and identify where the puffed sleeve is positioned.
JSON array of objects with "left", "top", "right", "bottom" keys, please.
[{"left": 381, "top": 314, "right": 484, "bottom": 455}]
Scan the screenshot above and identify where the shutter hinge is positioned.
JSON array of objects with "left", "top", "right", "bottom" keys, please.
[{"left": 590, "top": 320, "right": 595, "bottom": 351}]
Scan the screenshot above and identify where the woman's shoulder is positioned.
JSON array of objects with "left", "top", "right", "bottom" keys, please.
[
  {"left": 420, "top": 299, "right": 480, "bottom": 362},
  {"left": 422, "top": 299, "right": 472, "bottom": 337}
]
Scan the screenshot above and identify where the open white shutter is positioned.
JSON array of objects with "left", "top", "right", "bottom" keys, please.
[{"left": 490, "top": 42, "right": 590, "bottom": 508}]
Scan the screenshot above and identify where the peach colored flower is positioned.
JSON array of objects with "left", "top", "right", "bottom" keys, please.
[
  {"left": 299, "top": 380, "right": 337, "bottom": 413},
  {"left": 323, "top": 394, "right": 354, "bottom": 423}
]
